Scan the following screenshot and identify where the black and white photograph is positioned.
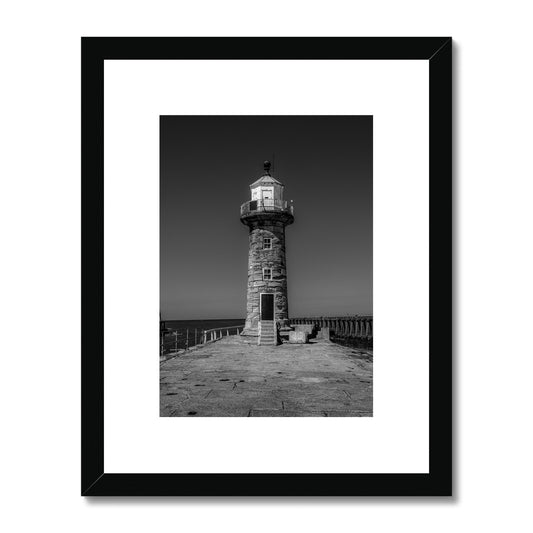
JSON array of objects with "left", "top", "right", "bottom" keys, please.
[{"left": 159, "top": 115, "right": 373, "bottom": 417}]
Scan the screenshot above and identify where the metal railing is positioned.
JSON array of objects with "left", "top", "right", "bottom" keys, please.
[
  {"left": 201, "top": 324, "right": 245, "bottom": 344},
  {"left": 160, "top": 324, "right": 245, "bottom": 359},
  {"left": 240, "top": 199, "right": 294, "bottom": 217}
]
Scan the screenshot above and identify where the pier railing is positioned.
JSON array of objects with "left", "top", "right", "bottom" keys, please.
[
  {"left": 290, "top": 316, "right": 373, "bottom": 346},
  {"left": 201, "top": 325, "right": 245, "bottom": 345},
  {"left": 160, "top": 316, "right": 372, "bottom": 359},
  {"left": 160, "top": 324, "right": 245, "bottom": 360}
]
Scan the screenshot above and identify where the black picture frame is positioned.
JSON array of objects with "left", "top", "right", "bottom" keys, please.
[{"left": 82, "top": 37, "right": 452, "bottom": 496}]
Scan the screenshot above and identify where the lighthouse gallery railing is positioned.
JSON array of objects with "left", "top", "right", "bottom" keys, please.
[{"left": 240, "top": 199, "right": 294, "bottom": 216}]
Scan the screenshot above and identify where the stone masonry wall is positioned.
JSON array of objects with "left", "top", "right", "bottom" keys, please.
[{"left": 243, "top": 217, "right": 289, "bottom": 335}]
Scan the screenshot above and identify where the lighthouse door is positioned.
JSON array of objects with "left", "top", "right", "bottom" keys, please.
[{"left": 260, "top": 293, "right": 274, "bottom": 321}]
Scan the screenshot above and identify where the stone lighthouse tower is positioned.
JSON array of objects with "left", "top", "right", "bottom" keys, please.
[{"left": 240, "top": 161, "right": 294, "bottom": 345}]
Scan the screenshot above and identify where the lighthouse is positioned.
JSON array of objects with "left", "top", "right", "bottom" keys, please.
[{"left": 240, "top": 161, "right": 294, "bottom": 345}]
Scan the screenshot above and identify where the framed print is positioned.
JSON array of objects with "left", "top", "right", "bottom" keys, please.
[{"left": 82, "top": 37, "right": 451, "bottom": 496}]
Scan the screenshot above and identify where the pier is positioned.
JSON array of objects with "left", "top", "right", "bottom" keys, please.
[{"left": 160, "top": 335, "right": 372, "bottom": 417}]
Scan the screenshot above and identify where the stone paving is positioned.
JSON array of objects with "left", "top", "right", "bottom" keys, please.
[{"left": 160, "top": 336, "right": 372, "bottom": 417}]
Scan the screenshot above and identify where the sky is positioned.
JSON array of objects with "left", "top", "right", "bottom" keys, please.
[{"left": 160, "top": 115, "right": 372, "bottom": 320}]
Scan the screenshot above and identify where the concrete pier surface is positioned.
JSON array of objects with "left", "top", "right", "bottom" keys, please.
[{"left": 160, "top": 336, "right": 372, "bottom": 417}]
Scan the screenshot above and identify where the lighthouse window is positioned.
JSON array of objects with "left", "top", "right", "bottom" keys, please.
[
  {"left": 263, "top": 268, "right": 272, "bottom": 281},
  {"left": 263, "top": 238, "right": 272, "bottom": 250}
]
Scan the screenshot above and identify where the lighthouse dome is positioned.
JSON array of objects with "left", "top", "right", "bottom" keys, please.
[{"left": 249, "top": 173, "right": 283, "bottom": 188}]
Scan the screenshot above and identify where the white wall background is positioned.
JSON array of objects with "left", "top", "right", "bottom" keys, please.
[{"left": 1, "top": 1, "right": 532, "bottom": 532}]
